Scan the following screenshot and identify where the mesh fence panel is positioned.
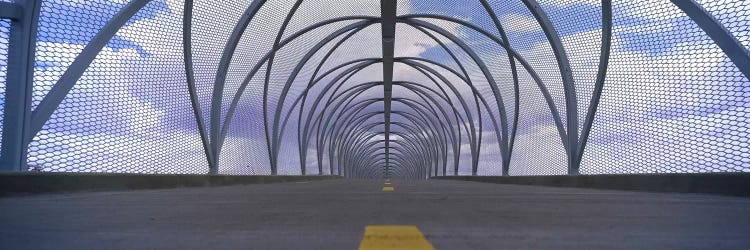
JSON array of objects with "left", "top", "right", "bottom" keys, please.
[
  {"left": 28, "top": 0, "right": 207, "bottom": 173},
  {"left": 2, "top": 0, "right": 748, "bottom": 177},
  {"left": 0, "top": 19, "right": 9, "bottom": 149},
  {"left": 580, "top": 0, "right": 750, "bottom": 174}
]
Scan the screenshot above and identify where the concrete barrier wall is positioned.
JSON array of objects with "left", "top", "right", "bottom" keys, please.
[
  {"left": 433, "top": 173, "right": 750, "bottom": 197},
  {"left": 0, "top": 173, "right": 342, "bottom": 196}
]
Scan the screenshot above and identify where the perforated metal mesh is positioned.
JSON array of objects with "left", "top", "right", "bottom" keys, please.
[
  {"left": 1, "top": 0, "right": 748, "bottom": 178},
  {"left": 0, "top": 18, "right": 9, "bottom": 149},
  {"left": 580, "top": 0, "right": 750, "bottom": 174},
  {"left": 28, "top": 0, "right": 207, "bottom": 173}
]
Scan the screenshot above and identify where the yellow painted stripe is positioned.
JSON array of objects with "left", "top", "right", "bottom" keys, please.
[
  {"left": 382, "top": 187, "right": 394, "bottom": 191},
  {"left": 358, "top": 225, "right": 435, "bottom": 250}
]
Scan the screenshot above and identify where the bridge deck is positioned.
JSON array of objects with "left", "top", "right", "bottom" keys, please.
[{"left": 1, "top": 179, "right": 749, "bottom": 249}]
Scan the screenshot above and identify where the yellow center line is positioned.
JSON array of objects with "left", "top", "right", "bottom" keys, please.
[
  {"left": 358, "top": 225, "right": 435, "bottom": 250},
  {"left": 382, "top": 187, "right": 394, "bottom": 191}
]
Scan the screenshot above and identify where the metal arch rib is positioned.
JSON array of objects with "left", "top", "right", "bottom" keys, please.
[
  {"left": 392, "top": 103, "right": 451, "bottom": 175},
  {"left": 301, "top": 58, "right": 474, "bottom": 172},
  {"left": 334, "top": 110, "right": 439, "bottom": 173},
  {"left": 392, "top": 108, "right": 448, "bottom": 177},
  {"left": 294, "top": 15, "right": 479, "bottom": 174},
  {"left": 574, "top": 0, "right": 612, "bottom": 174},
  {"left": 182, "top": 0, "right": 215, "bottom": 174},
  {"left": 394, "top": 82, "right": 463, "bottom": 175},
  {"left": 517, "top": 0, "right": 579, "bottom": 172},
  {"left": 265, "top": 0, "right": 305, "bottom": 173},
  {"left": 478, "top": 0, "right": 522, "bottom": 175},
  {"left": 291, "top": 58, "right": 473, "bottom": 176},
  {"left": 295, "top": 61, "right": 473, "bottom": 175},
  {"left": 318, "top": 75, "right": 476, "bottom": 176},
  {"left": 327, "top": 99, "right": 383, "bottom": 174},
  {"left": 314, "top": 84, "right": 459, "bottom": 169},
  {"left": 214, "top": 16, "right": 378, "bottom": 166},
  {"left": 331, "top": 109, "right": 441, "bottom": 178},
  {"left": 398, "top": 59, "right": 501, "bottom": 175},
  {"left": 391, "top": 25, "right": 486, "bottom": 174},
  {"left": 209, "top": 0, "right": 267, "bottom": 159},
  {"left": 268, "top": 20, "right": 377, "bottom": 174},
  {"left": 269, "top": 23, "right": 373, "bottom": 174},
  {"left": 345, "top": 132, "right": 429, "bottom": 178},
  {"left": 397, "top": 15, "right": 569, "bottom": 156},
  {"left": 399, "top": 19, "right": 510, "bottom": 176},
  {"left": 310, "top": 80, "right": 465, "bottom": 176}
]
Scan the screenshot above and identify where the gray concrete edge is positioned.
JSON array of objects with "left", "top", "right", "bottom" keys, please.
[
  {"left": 433, "top": 173, "right": 750, "bottom": 197},
  {"left": 0, "top": 173, "right": 342, "bottom": 196}
]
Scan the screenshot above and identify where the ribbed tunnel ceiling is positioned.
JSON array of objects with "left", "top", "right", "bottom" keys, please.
[
  {"left": 8, "top": 0, "right": 749, "bottom": 178},
  {"left": 191, "top": 0, "right": 576, "bottom": 179}
]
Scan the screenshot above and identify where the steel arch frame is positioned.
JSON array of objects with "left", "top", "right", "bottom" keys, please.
[{"left": 5, "top": 0, "right": 744, "bottom": 180}]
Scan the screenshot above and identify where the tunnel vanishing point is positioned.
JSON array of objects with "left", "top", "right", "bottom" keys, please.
[{"left": 2, "top": 1, "right": 750, "bottom": 249}]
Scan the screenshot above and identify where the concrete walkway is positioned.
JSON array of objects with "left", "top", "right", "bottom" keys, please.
[{"left": 1, "top": 180, "right": 749, "bottom": 249}]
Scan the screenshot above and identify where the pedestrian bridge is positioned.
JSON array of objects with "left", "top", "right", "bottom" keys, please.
[{"left": 1, "top": 0, "right": 749, "bottom": 249}]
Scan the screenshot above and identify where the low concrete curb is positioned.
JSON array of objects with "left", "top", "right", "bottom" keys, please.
[
  {"left": 0, "top": 173, "right": 342, "bottom": 196},
  {"left": 433, "top": 173, "right": 750, "bottom": 197}
]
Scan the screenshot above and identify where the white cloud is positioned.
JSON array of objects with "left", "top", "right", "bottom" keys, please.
[
  {"left": 128, "top": 101, "right": 165, "bottom": 134},
  {"left": 502, "top": 13, "right": 542, "bottom": 33}
]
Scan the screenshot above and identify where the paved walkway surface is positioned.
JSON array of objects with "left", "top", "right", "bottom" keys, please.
[{"left": 1, "top": 179, "right": 749, "bottom": 249}]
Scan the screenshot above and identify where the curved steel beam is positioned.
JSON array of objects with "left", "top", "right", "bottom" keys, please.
[
  {"left": 344, "top": 133, "right": 425, "bottom": 173},
  {"left": 219, "top": 18, "right": 379, "bottom": 149},
  {"left": 305, "top": 80, "right": 460, "bottom": 176},
  {"left": 311, "top": 71, "right": 472, "bottom": 176},
  {"left": 478, "top": 0, "right": 521, "bottom": 175},
  {"left": 295, "top": 22, "right": 484, "bottom": 174},
  {"left": 398, "top": 19, "right": 509, "bottom": 175},
  {"left": 214, "top": 16, "right": 379, "bottom": 168},
  {"left": 345, "top": 134, "right": 428, "bottom": 178},
  {"left": 517, "top": 0, "right": 580, "bottom": 169},
  {"left": 209, "top": 0, "right": 267, "bottom": 166},
  {"left": 574, "top": 0, "right": 612, "bottom": 174},
  {"left": 272, "top": 23, "right": 374, "bottom": 174},
  {"left": 396, "top": 15, "right": 570, "bottom": 157},
  {"left": 304, "top": 58, "right": 476, "bottom": 175},
  {"left": 336, "top": 121, "right": 431, "bottom": 178},
  {"left": 182, "top": 0, "right": 215, "bottom": 173},
  {"left": 312, "top": 65, "right": 476, "bottom": 176},
  {"left": 1, "top": 0, "right": 42, "bottom": 171},
  {"left": 269, "top": 20, "right": 377, "bottom": 174},
  {"left": 334, "top": 110, "right": 439, "bottom": 175},
  {"left": 318, "top": 87, "right": 455, "bottom": 175},
  {"left": 392, "top": 98, "right": 452, "bottom": 176},
  {"left": 331, "top": 110, "right": 440, "bottom": 178}
]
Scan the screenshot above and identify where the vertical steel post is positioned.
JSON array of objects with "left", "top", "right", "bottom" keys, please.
[
  {"left": 1, "top": 0, "right": 41, "bottom": 171},
  {"left": 380, "top": 0, "right": 396, "bottom": 179}
]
